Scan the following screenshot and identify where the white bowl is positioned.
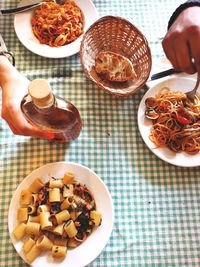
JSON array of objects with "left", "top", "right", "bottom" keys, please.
[
  {"left": 8, "top": 161, "right": 114, "bottom": 267},
  {"left": 14, "top": 0, "right": 98, "bottom": 58},
  {"left": 138, "top": 77, "right": 200, "bottom": 167}
]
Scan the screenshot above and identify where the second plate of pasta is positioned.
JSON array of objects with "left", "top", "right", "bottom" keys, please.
[
  {"left": 138, "top": 76, "right": 200, "bottom": 167},
  {"left": 8, "top": 162, "right": 114, "bottom": 267},
  {"left": 14, "top": 0, "right": 98, "bottom": 58}
]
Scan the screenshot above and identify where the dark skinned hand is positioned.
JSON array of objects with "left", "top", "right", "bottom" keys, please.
[{"left": 162, "top": 6, "right": 200, "bottom": 74}]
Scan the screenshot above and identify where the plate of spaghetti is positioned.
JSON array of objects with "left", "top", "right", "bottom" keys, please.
[
  {"left": 138, "top": 77, "right": 200, "bottom": 167},
  {"left": 14, "top": 0, "right": 98, "bottom": 58},
  {"left": 8, "top": 162, "right": 114, "bottom": 267}
]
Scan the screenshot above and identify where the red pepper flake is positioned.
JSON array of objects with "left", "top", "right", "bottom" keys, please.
[
  {"left": 176, "top": 107, "right": 192, "bottom": 124},
  {"left": 86, "top": 203, "right": 93, "bottom": 210},
  {"left": 176, "top": 115, "right": 190, "bottom": 124}
]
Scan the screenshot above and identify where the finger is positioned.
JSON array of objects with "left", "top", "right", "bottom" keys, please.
[
  {"left": 4, "top": 110, "right": 50, "bottom": 138},
  {"left": 162, "top": 36, "right": 180, "bottom": 70},
  {"left": 188, "top": 28, "right": 200, "bottom": 73},
  {"left": 15, "top": 113, "right": 55, "bottom": 139},
  {"left": 15, "top": 115, "right": 49, "bottom": 138},
  {"left": 174, "top": 38, "right": 196, "bottom": 74},
  {"left": 163, "top": 31, "right": 196, "bottom": 74}
]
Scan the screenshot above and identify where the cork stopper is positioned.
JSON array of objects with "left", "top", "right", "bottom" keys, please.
[{"left": 28, "top": 78, "right": 54, "bottom": 108}]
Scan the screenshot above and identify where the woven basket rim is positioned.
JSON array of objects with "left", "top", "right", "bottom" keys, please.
[{"left": 81, "top": 15, "right": 150, "bottom": 48}]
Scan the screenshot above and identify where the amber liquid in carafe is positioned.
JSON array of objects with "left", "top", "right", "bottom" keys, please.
[{"left": 21, "top": 79, "right": 82, "bottom": 143}]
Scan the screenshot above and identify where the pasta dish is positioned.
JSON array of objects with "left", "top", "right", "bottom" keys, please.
[
  {"left": 12, "top": 172, "right": 101, "bottom": 263},
  {"left": 31, "top": 1, "right": 84, "bottom": 47},
  {"left": 145, "top": 87, "right": 200, "bottom": 154}
]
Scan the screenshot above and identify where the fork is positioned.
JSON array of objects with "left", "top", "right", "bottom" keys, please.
[{"left": 185, "top": 72, "right": 200, "bottom": 102}]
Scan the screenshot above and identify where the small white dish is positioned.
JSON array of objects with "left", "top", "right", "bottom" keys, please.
[
  {"left": 8, "top": 162, "right": 114, "bottom": 267},
  {"left": 14, "top": 0, "right": 98, "bottom": 58},
  {"left": 138, "top": 76, "right": 200, "bottom": 167}
]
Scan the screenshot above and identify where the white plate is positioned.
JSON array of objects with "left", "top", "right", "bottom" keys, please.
[
  {"left": 8, "top": 162, "right": 114, "bottom": 267},
  {"left": 138, "top": 77, "right": 200, "bottom": 167},
  {"left": 14, "top": 0, "right": 98, "bottom": 58}
]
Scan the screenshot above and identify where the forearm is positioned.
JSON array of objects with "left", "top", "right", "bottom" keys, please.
[
  {"left": 0, "top": 56, "right": 16, "bottom": 87},
  {"left": 168, "top": 0, "right": 200, "bottom": 29}
]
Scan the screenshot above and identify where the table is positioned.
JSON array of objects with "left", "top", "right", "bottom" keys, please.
[{"left": 1, "top": 1, "right": 200, "bottom": 266}]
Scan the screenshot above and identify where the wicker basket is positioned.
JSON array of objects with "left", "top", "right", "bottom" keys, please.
[{"left": 80, "top": 16, "right": 152, "bottom": 97}]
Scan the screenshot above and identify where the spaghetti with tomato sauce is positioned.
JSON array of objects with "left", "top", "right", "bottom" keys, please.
[
  {"left": 31, "top": 1, "right": 84, "bottom": 47},
  {"left": 145, "top": 87, "right": 200, "bottom": 154}
]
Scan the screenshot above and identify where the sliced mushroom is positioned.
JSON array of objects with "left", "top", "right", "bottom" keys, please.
[
  {"left": 145, "top": 97, "right": 158, "bottom": 109},
  {"left": 145, "top": 108, "right": 159, "bottom": 120}
]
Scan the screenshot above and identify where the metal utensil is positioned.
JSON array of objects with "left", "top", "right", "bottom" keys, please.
[
  {"left": 148, "top": 68, "right": 181, "bottom": 82},
  {"left": 0, "top": 2, "right": 42, "bottom": 15},
  {"left": 0, "top": 34, "right": 15, "bottom": 65},
  {"left": 185, "top": 73, "right": 200, "bottom": 102},
  {"left": 0, "top": 34, "right": 8, "bottom": 51},
  {"left": 0, "top": 0, "right": 63, "bottom": 15}
]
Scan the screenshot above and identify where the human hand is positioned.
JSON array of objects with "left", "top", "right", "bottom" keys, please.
[
  {"left": 1, "top": 59, "right": 48, "bottom": 138},
  {"left": 162, "top": 6, "right": 200, "bottom": 74}
]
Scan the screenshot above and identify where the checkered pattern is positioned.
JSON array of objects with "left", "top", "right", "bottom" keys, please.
[{"left": 1, "top": 1, "right": 200, "bottom": 267}]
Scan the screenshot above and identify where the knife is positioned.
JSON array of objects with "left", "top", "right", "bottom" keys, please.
[
  {"left": 148, "top": 68, "right": 181, "bottom": 81},
  {"left": 0, "top": 2, "right": 42, "bottom": 15}
]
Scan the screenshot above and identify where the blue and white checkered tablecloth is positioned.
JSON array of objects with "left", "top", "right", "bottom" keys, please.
[{"left": 1, "top": 1, "right": 200, "bottom": 267}]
